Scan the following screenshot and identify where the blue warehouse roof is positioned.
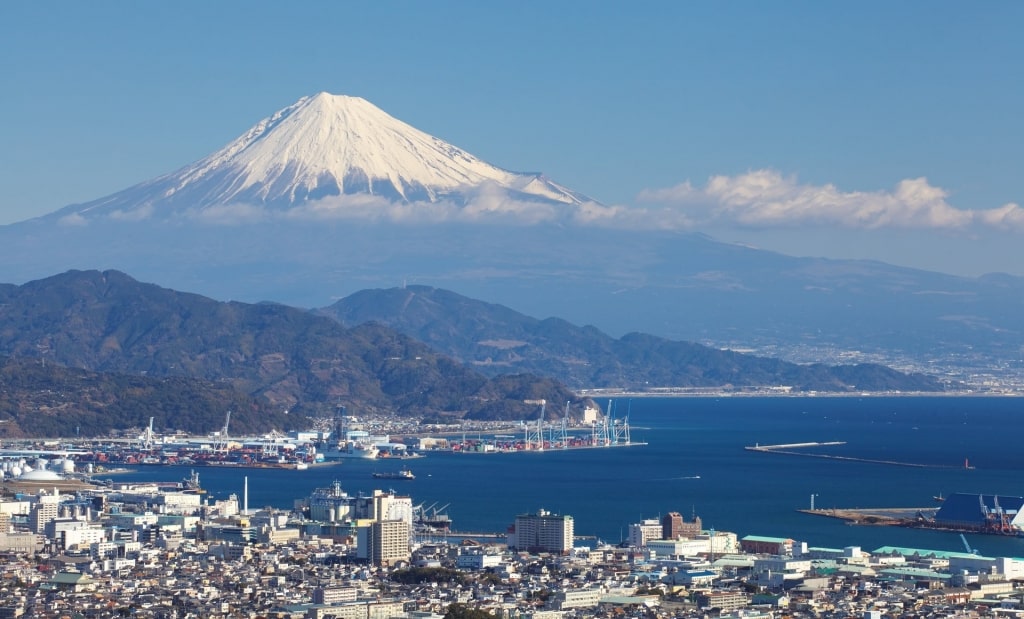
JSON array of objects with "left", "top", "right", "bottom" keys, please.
[
  {"left": 935, "top": 493, "right": 1024, "bottom": 526},
  {"left": 741, "top": 535, "right": 793, "bottom": 543},
  {"left": 873, "top": 546, "right": 990, "bottom": 560}
]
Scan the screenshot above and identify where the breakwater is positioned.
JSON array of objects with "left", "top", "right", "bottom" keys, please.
[
  {"left": 746, "top": 441, "right": 962, "bottom": 469},
  {"left": 101, "top": 396, "right": 1024, "bottom": 557}
]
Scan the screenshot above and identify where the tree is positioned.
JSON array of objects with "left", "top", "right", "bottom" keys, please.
[{"left": 444, "top": 603, "right": 494, "bottom": 619}]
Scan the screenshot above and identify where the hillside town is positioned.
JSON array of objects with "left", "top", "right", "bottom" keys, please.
[{"left": 3, "top": 470, "right": 1024, "bottom": 619}]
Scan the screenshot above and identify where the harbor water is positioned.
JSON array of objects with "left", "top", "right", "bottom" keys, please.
[{"left": 110, "top": 396, "right": 1024, "bottom": 557}]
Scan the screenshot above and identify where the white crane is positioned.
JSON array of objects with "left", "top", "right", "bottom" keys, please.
[
  {"left": 139, "top": 417, "right": 155, "bottom": 450},
  {"left": 214, "top": 410, "right": 232, "bottom": 453},
  {"left": 960, "top": 533, "right": 978, "bottom": 555}
]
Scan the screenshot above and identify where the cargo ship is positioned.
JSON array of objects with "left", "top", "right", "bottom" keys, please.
[
  {"left": 321, "top": 441, "right": 379, "bottom": 460},
  {"left": 372, "top": 468, "right": 414, "bottom": 480}
]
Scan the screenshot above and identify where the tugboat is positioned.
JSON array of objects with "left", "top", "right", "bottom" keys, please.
[{"left": 371, "top": 468, "right": 415, "bottom": 480}]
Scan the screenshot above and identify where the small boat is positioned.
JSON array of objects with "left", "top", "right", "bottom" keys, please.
[
  {"left": 933, "top": 492, "right": 945, "bottom": 503},
  {"left": 372, "top": 468, "right": 415, "bottom": 480}
]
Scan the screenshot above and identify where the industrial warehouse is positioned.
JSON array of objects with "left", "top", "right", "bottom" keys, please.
[
  {"left": 804, "top": 493, "right": 1024, "bottom": 538},
  {"left": 933, "top": 493, "right": 1024, "bottom": 536}
]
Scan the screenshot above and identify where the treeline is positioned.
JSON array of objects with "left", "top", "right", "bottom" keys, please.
[{"left": 0, "top": 356, "right": 298, "bottom": 438}]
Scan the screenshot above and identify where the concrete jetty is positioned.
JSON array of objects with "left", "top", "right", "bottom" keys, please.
[
  {"left": 746, "top": 441, "right": 961, "bottom": 469},
  {"left": 747, "top": 441, "right": 847, "bottom": 450}
]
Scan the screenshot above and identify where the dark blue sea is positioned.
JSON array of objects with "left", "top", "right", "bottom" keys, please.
[{"left": 113, "top": 397, "right": 1024, "bottom": 557}]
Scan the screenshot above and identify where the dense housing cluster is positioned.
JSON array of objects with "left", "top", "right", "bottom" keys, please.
[{"left": 3, "top": 473, "right": 1024, "bottom": 619}]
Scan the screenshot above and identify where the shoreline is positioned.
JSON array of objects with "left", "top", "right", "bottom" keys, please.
[{"left": 578, "top": 390, "right": 1024, "bottom": 398}]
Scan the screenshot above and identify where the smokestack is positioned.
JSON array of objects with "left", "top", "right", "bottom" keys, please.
[{"left": 244, "top": 476, "right": 249, "bottom": 514}]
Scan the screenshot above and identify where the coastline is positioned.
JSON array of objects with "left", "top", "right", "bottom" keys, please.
[
  {"left": 579, "top": 389, "right": 1024, "bottom": 398},
  {"left": 84, "top": 396, "right": 1024, "bottom": 557}
]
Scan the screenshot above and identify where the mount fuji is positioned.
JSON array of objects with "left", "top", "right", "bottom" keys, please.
[
  {"left": 2, "top": 93, "right": 1023, "bottom": 381},
  {"left": 47, "top": 92, "right": 592, "bottom": 225}
]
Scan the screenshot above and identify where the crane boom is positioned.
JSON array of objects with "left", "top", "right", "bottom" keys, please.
[{"left": 960, "top": 533, "right": 978, "bottom": 554}]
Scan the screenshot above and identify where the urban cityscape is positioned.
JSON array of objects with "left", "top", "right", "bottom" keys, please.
[
  {"left": 2, "top": 415, "right": 1024, "bottom": 619},
  {"left": 3, "top": 4, "right": 1023, "bottom": 619}
]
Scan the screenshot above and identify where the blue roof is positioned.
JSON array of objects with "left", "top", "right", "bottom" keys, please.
[
  {"left": 872, "top": 546, "right": 988, "bottom": 560},
  {"left": 741, "top": 535, "right": 793, "bottom": 543},
  {"left": 935, "top": 493, "right": 1024, "bottom": 525},
  {"left": 879, "top": 567, "right": 951, "bottom": 580}
]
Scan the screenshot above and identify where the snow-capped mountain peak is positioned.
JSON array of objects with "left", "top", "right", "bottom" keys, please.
[{"left": 63, "top": 92, "right": 593, "bottom": 220}]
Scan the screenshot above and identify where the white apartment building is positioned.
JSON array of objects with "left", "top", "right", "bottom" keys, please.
[
  {"left": 30, "top": 494, "right": 61, "bottom": 534},
  {"left": 358, "top": 520, "right": 411, "bottom": 566},
  {"left": 627, "top": 518, "right": 664, "bottom": 547}
]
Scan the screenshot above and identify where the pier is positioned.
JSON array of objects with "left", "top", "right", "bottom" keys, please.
[
  {"left": 746, "top": 441, "right": 961, "bottom": 469},
  {"left": 748, "top": 441, "right": 847, "bottom": 450}
]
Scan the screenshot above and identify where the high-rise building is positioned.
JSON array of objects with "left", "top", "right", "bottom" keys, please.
[
  {"left": 358, "top": 520, "right": 410, "bottom": 566},
  {"left": 30, "top": 492, "right": 61, "bottom": 534},
  {"left": 508, "top": 509, "right": 574, "bottom": 554},
  {"left": 360, "top": 490, "right": 413, "bottom": 525},
  {"left": 662, "top": 511, "right": 702, "bottom": 539},
  {"left": 343, "top": 488, "right": 414, "bottom": 567}
]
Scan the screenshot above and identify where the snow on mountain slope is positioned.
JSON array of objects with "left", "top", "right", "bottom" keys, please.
[{"left": 57, "top": 93, "right": 594, "bottom": 222}]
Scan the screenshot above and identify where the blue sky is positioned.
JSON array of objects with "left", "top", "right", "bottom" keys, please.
[{"left": 2, "top": 2, "right": 1021, "bottom": 275}]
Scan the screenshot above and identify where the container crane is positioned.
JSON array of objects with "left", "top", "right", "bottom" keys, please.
[
  {"left": 214, "top": 410, "right": 232, "bottom": 454},
  {"left": 139, "top": 417, "right": 155, "bottom": 450},
  {"left": 993, "top": 495, "right": 1013, "bottom": 533}
]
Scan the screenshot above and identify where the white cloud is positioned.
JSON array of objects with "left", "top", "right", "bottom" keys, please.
[
  {"left": 976, "top": 202, "right": 1024, "bottom": 230},
  {"left": 107, "top": 203, "right": 155, "bottom": 222},
  {"left": 57, "top": 212, "right": 88, "bottom": 227},
  {"left": 78, "top": 172, "right": 1017, "bottom": 236},
  {"left": 284, "top": 194, "right": 398, "bottom": 222},
  {"left": 179, "top": 190, "right": 552, "bottom": 226},
  {"left": 168, "top": 191, "right": 696, "bottom": 231},
  {"left": 283, "top": 193, "right": 466, "bottom": 224},
  {"left": 637, "top": 169, "right": 1023, "bottom": 231},
  {"left": 459, "top": 183, "right": 559, "bottom": 224},
  {"left": 184, "top": 202, "right": 269, "bottom": 225}
]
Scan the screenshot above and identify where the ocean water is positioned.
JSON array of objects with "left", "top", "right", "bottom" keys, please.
[{"left": 113, "top": 396, "right": 1024, "bottom": 557}]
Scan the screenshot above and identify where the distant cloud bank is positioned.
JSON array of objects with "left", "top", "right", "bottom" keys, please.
[
  {"left": 56, "top": 168, "right": 1021, "bottom": 235},
  {"left": 638, "top": 169, "right": 1023, "bottom": 232}
]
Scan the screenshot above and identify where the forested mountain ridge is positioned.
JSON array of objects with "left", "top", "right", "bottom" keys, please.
[
  {"left": 323, "top": 285, "right": 944, "bottom": 393},
  {"left": 0, "top": 271, "right": 583, "bottom": 436}
]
